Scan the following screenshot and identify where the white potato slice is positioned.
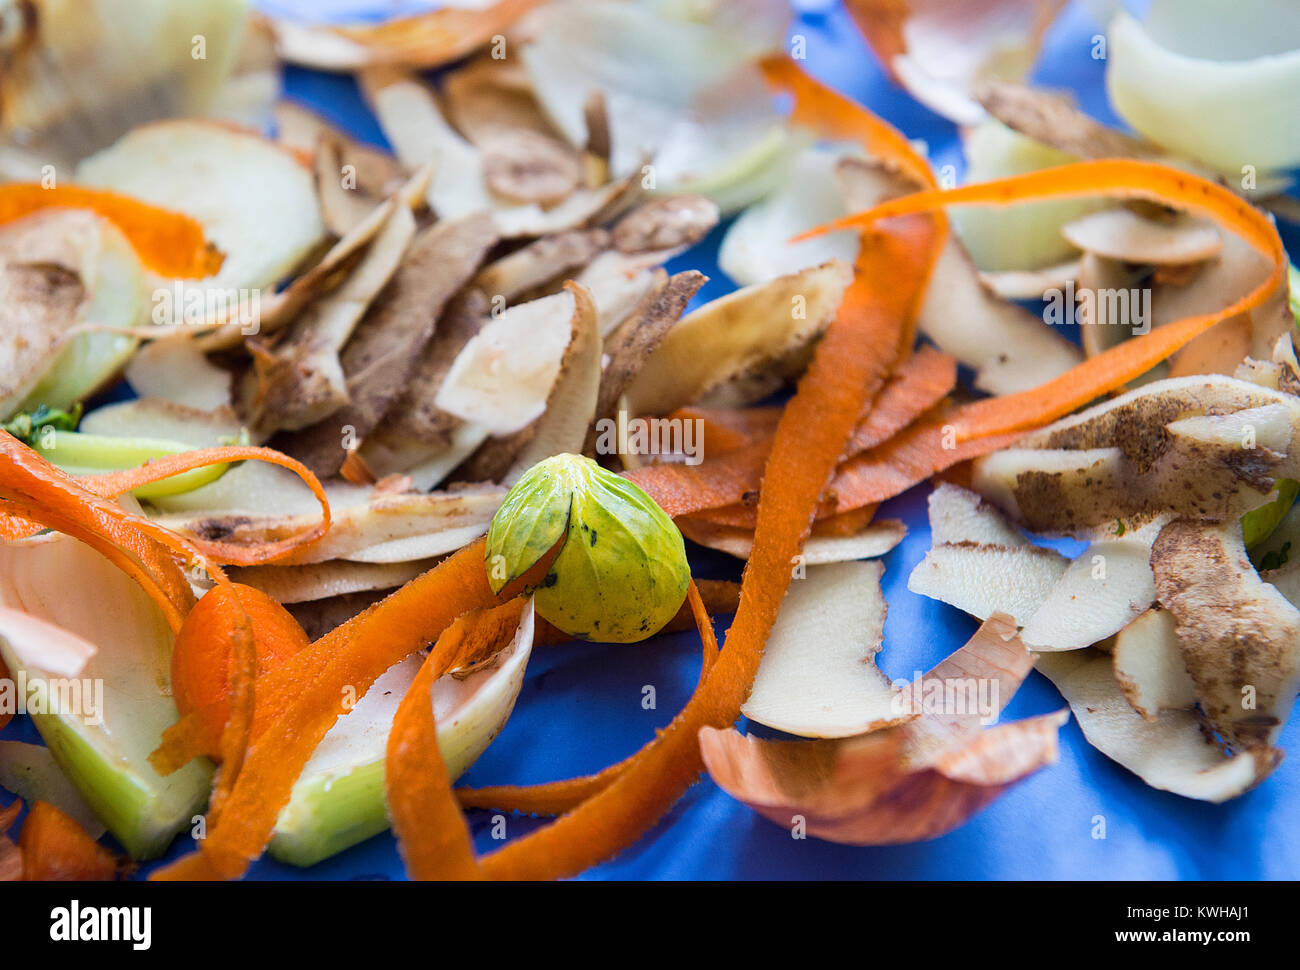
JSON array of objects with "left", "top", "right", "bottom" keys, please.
[
  {"left": 980, "top": 259, "right": 1081, "bottom": 301},
  {"left": 912, "top": 221, "right": 1082, "bottom": 396},
  {"left": 1152, "top": 518, "right": 1300, "bottom": 752},
  {"left": 125, "top": 336, "right": 232, "bottom": 411},
  {"left": 77, "top": 120, "right": 325, "bottom": 306},
  {"left": 971, "top": 375, "right": 1300, "bottom": 538},
  {"left": 681, "top": 519, "right": 906, "bottom": 566},
  {"left": 228, "top": 559, "right": 436, "bottom": 604},
  {"left": 908, "top": 543, "right": 1067, "bottom": 626},
  {"left": 1061, "top": 207, "right": 1222, "bottom": 266},
  {"left": 79, "top": 396, "right": 241, "bottom": 445},
  {"left": 1019, "top": 521, "right": 1162, "bottom": 652},
  {"left": 741, "top": 561, "right": 905, "bottom": 739},
  {"left": 910, "top": 483, "right": 1069, "bottom": 624},
  {"left": 361, "top": 69, "right": 495, "bottom": 220},
  {"left": 927, "top": 482, "right": 1026, "bottom": 547},
  {"left": 435, "top": 290, "right": 577, "bottom": 435},
  {"left": 503, "top": 284, "right": 602, "bottom": 485},
  {"left": 153, "top": 486, "right": 505, "bottom": 566},
  {"left": 1111, "top": 608, "right": 1196, "bottom": 721},
  {"left": 242, "top": 203, "right": 417, "bottom": 436},
  {"left": 1036, "top": 648, "right": 1274, "bottom": 802}
]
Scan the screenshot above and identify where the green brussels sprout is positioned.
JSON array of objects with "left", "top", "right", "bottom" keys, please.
[{"left": 486, "top": 453, "right": 689, "bottom": 643}]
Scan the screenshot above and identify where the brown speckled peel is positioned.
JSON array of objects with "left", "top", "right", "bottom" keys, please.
[{"left": 1152, "top": 518, "right": 1300, "bottom": 753}]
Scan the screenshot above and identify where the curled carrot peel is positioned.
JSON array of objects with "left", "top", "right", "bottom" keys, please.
[
  {"left": 19, "top": 801, "right": 118, "bottom": 881},
  {"left": 149, "top": 538, "right": 557, "bottom": 777},
  {"left": 0, "top": 184, "right": 224, "bottom": 279},
  {"left": 0, "top": 432, "right": 259, "bottom": 821},
  {"left": 387, "top": 599, "right": 526, "bottom": 879},
  {"left": 171, "top": 584, "right": 309, "bottom": 765},
  {"left": 760, "top": 54, "right": 938, "bottom": 192},
  {"left": 74, "top": 445, "right": 333, "bottom": 565},
  {"left": 456, "top": 598, "right": 722, "bottom": 816},
  {"left": 150, "top": 538, "right": 539, "bottom": 879},
  {"left": 802, "top": 160, "right": 1288, "bottom": 440}
]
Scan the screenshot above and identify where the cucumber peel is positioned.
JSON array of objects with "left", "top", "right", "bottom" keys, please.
[{"left": 32, "top": 429, "right": 235, "bottom": 498}]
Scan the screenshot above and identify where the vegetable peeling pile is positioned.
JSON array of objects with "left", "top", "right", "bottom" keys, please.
[{"left": 1, "top": 0, "right": 1299, "bottom": 889}]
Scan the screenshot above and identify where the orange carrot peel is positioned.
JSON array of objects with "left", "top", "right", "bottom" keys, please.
[
  {"left": 18, "top": 801, "right": 119, "bottom": 881},
  {"left": 387, "top": 599, "right": 527, "bottom": 879},
  {"left": 456, "top": 598, "right": 722, "bottom": 816},
  {"left": 800, "top": 159, "right": 1288, "bottom": 440},
  {"left": 441, "top": 216, "right": 939, "bottom": 880},
  {"left": 0, "top": 433, "right": 330, "bottom": 829},
  {"left": 149, "top": 538, "right": 549, "bottom": 879},
  {"left": 0, "top": 184, "right": 224, "bottom": 278},
  {"left": 73, "top": 445, "right": 333, "bottom": 565}
]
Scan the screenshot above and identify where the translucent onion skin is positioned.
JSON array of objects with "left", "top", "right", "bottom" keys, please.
[{"left": 1107, "top": 11, "right": 1300, "bottom": 175}]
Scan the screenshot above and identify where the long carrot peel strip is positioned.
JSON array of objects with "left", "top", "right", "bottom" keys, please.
[
  {"left": 801, "top": 160, "right": 1288, "bottom": 439},
  {"left": 761, "top": 54, "right": 938, "bottom": 192},
  {"left": 0, "top": 184, "right": 223, "bottom": 278},
  {"left": 456, "top": 595, "right": 722, "bottom": 816},
  {"left": 0, "top": 432, "right": 259, "bottom": 821},
  {"left": 388, "top": 599, "right": 526, "bottom": 879},
  {"left": 462, "top": 221, "right": 938, "bottom": 880},
  {"left": 74, "top": 445, "right": 332, "bottom": 565},
  {"left": 19, "top": 801, "right": 119, "bottom": 881},
  {"left": 150, "top": 537, "right": 536, "bottom": 879},
  {"left": 827, "top": 405, "right": 1023, "bottom": 513}
]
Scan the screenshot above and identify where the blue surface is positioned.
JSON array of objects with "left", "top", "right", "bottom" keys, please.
[{"left": 6, "top": 0, "right": 1300, "bottom": 880}]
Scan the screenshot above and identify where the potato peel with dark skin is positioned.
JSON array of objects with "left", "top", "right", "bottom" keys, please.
[{"left": 1152, "top": 519, "right": 1300, "bottom": 753}]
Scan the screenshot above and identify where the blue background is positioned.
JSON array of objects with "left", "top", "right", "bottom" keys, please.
[{"left": 6, "top": 0, "right": 1300, "bottom": 879}]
